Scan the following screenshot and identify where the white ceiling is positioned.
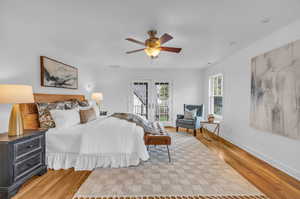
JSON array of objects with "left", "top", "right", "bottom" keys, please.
[{"left": 1, "top": 0, "right": 300, "bottom": 69}]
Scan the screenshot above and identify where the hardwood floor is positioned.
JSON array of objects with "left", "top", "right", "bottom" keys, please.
[
  {"left": 172, "top": 127, "right": 300, "bottom": 199},
  {"left": 12, "top": 128, "right": 300, "bottom": 199},
  {"left": 12, "top": 169, "right": 91, "bottom": 199}
]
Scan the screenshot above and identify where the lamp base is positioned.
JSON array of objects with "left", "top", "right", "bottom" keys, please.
[
  {"left": 95, "top": 101, "right": 101, "bottom": 113},
  {"left": 8, "top": 104, "right": 24, "bottom": 137}
]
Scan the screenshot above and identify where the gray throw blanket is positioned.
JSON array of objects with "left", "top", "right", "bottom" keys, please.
[{"left": 111, "top": 113, "right": 164, "bottom": 135}]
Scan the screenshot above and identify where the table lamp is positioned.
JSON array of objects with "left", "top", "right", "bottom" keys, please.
[
  {"left": 91, "top": 92, "right": 103, "bottom": 112},
  {"left": 0, "top": 85, "right": 34, "bottom": 136}
]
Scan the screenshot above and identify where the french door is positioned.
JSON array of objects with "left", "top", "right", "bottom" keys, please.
[{"left": 131, "top": 80, "right": 173, "bottom": 126}]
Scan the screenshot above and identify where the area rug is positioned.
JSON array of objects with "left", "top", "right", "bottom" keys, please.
[{"left": 73, "top": 132, "right": 266, "bottom": 199}]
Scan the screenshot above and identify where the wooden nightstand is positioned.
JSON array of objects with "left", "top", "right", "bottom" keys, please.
[{"left": 0, "top": 130, "right": 47, "bottom": 199}]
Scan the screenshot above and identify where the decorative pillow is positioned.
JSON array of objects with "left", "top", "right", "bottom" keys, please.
[
  {"left": 184, "top": 109, "right": 197, "bottom": 120},
  {"left": 64, "top": 101, "right": 79, "bottom": 110},
  {"left": 37, "top": 108, "right": 56, "bottom": 129},
  {"left": 50, "top": 109, "right": 80, "bottom": 129},
  {"left": 78, "top": 100, "right": 90, "bottom": 107},
  {"left": 79, "top": 108, "right": 97, "bottom": 124},
  {"left": 36, "top": 102, "right": 60, "bottom": 129},
  {"left": 36, "top": 100, "right": 80, "bottom": 129},
  {"left": 54, "top": 101, "right": 68, "bottom": 110}
]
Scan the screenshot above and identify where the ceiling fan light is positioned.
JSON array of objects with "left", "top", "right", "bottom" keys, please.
[{"left": 144, "top": 47, "right": 161, "bottom": 58}]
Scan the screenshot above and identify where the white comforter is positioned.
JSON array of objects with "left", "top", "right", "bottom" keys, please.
[{"left": 46, "top": 116, "right": 149, "bottom": 170}]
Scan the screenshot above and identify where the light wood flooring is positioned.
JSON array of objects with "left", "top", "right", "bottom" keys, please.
[{"left": 12, "top": 128, "right": 300, "bottom": 199}]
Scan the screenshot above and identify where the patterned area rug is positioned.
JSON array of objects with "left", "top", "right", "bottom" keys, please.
[{"left": 73, "top": 132, "right": 266, "bottom": 199}]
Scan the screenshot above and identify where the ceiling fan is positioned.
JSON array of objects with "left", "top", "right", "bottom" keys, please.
[{"left": 125, "top": 30, "right": 182, "bottom": 59}]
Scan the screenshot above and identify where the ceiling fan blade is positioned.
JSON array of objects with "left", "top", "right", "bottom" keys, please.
[
  {"left": 126, "top": 48, "right": 145, "bottom": 54},
  {"left": 160, "top": 33, "right": 173, "bottom": 44},
  {"left": 125, "top": 38, "right": 145, "bottom": 46},
  {"left": 160, "top": 46, "right": 182, "bottom": 53}
]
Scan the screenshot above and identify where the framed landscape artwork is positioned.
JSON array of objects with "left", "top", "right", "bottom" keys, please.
[
  {"left": 250, "top": 40, "right": 300, "bottom": 140},
  {"left": 40, "top": 56, "right": 78, "bottom": 89}
]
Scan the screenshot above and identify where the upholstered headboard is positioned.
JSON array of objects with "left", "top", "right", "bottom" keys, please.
[{"left": 20, "top": 93, "right": 85, "bottom": 130}]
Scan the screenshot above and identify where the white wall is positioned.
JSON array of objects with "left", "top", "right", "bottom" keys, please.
[
  {"left": 202, "top": 19, "right": 300, "bottom": 180},
  {"left": 0, "top": 0, "right": 203, "bottom": 132},
  {"left": 91, "top": 68, "right": 203, "bottom": 123},
  {"left": 0, "top": 59, "right": 203, "bottom": 132}
]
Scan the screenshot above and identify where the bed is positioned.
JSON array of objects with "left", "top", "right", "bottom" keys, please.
[{"left": 21, "top": 93, "right": 149, "bottom": 170}]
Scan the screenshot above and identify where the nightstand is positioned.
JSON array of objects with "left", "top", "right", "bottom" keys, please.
[{"left": 0, "top": 130, "right": 47, "bottom": 199}]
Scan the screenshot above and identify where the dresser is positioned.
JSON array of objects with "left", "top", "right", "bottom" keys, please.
[{"left": 0, "top": 130, "right": 47, "bottom": 199}]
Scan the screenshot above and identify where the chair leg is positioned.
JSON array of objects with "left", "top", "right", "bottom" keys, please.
[
  {"left": 193, "top": 129, "right": 197, "bottom": 136},
  {"left": 166, "top": 145, "right": 171, "bottom": 163},
  {"left": 176, "top": 126, "right": 179, "bottom": 132}
]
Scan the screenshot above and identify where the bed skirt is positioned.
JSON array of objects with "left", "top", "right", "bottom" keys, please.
[{"left": 47, "top": 152, "right": 149, "bottom": 170}]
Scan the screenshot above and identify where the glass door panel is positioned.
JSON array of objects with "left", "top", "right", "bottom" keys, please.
[
  {"left": 132, "top": 82, "right": 148, "bottom": 119},
  {"left": 131, "top": 81, "right": 172, "bottom": 125},
  {"left": 154, "top": 82, "right": 171, "bottom": 125}
]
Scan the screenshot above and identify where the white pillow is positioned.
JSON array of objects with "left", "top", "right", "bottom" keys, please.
[
  {"left": 184, "top": 109, "right": 197, "bottom": 120},
  {"left": 50, "top": 109, "right": 80, "bottom": 129}
]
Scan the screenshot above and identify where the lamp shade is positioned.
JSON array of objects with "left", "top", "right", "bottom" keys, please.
[
  {"left": 0, "top": 84, "right": 34, "bottom": 104},
  {"left": 91, "top": 92, "right": 103, "bottom": 102}
]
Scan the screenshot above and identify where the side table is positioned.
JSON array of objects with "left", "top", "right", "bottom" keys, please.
[{"left": 200, "top": 121, "right": 220, "bottom": 141}]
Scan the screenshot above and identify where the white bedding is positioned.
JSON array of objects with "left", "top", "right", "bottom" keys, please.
[{"left": 46, "top": 116, "right": 149, "bottom": 170}]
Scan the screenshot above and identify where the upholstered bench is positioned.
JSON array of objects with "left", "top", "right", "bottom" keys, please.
[{"left": 144, "top": 122, "right": 171, "bottom": 162}]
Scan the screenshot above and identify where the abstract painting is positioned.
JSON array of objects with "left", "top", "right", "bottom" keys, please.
[
  {"left": 40, "top": 56, "right": 78, "bottom": 89},
  {"left": 250, "top": 40, "right": 300, "bottom": 140}
]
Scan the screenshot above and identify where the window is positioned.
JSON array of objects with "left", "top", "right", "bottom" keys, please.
[{"left": 209, "top": 74, "right": 223, "bottom": 117}]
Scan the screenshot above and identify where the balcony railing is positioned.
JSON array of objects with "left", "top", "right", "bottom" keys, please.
[
  {"left": 133, "top": 105, "right": 147, "bottom": 118},
  {"left": 155, "top": 105, "right": 169, "bottom": 121},
  {"left": 133, "top": 105, "right": 169, "bottom": 122}
]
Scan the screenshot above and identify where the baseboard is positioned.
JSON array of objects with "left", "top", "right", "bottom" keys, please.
[
  {"left": 222, "top": 135, "right": 300, "bottom": 181},
  {"left": 202, "top": 129, "right": 300, "bottom": 188}
]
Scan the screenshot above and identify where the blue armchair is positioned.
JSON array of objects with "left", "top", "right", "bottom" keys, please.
[{"left": 176, "top": 104, "right": 204, "bottom": 136}]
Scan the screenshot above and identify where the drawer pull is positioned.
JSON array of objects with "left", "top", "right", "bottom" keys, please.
[
  {"left": 15, "top": 136, "right": 43, "bottom": 160},
  {"left": 27, "top": 144, "right": 34, "bottom": 149},
  {"left": 14, "top": 153, "right": 43, "bottom": 181},
  {"left": 26, "top": 162, "right": 36, "bottom": 167}
]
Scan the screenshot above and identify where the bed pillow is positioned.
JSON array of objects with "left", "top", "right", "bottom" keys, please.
[
  {"left": 78, "top": 99, "right": 90, "bottom": 107},
  {"left": 79, "top": 108, "right": 97, "bottom": 124},
  {"left": 36, "top": 100, "right": 80, "bottom": 129},
  {"left": 36, "top": 108, "right": 56, "bottom": 129},
  {"left": 50, "top": 109, "right": 80, "bottom": 129},
  {"left": 66, "top": 99, "right": 90, "bottom": 109},
  {"left": 184, "top": 109, "right": 197, "bottom": 120},
  {"left": 63, "top": 100, "right": 79, "bottom": 110},
  {"left": 36, "top": 102, "right": 61, "bottom": 129}
]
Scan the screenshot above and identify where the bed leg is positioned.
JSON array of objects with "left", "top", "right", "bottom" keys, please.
[{"left": 166, "top": 145, "right": 171, "bottom": 163}]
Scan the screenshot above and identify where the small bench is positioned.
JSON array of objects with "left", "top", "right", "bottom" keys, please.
[{"left": 144, "top": 122, "right": 171, "bottom": 162}]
